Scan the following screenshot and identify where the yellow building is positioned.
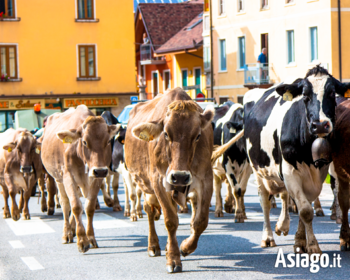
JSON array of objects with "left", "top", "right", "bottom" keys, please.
[
  {"left": 207, "top": 0, "right": 350, "bottom": 104},
  {"left": 0, "top": 0, "right": 136, "bottom": 131}
]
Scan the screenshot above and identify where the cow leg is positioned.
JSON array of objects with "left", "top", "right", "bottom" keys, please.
[
  {"left": 18, "top": 189, "right": 24, "bottom": 213},
  {"left": 136, "top": 185, "right": 143, "bottom": 218},
  {"left": 294, "top": 217, "right": 307, "bottom": 253},
  {"left": 123, "top": 169, "right": 137, "bottom": 221},
  {"left": 214, "top": 174, "right": 224, "bottom": 217},
  {"left": 270, "top": 196, "right": 277, "bottom": 209},
  {"left": 129, "top": 182, "right": 138, "bottom": 222},
  {"left": 46, "top": 174, "right": 57, "bottom": 215},
  {"left": 55, "top": 193, "right": 61, "bottom": 208},
  {"left": 224, "top": 180, "right": 234, "bottom": 214},
  {"left": 101, "top": 179, "right": 113, "bottom": 208},
  {"left": 95, "top": 197, "right": 100, "bottom": 210},
  {"left": 22, "top": 180, "right": 34, "bottom": 220},
  {"left": 338, "top": 176, "right": 350, "bottom": 251},
  {"left": 275, "top": 191, "right": 290, "bottom": 236},
  {"left": 112, "top": 173, "right": 122, "bottom": 212},
  {"left": 314, "top": 197, "right": 324, "bottom": 216},
  {"left": 144, "top": 193, "right": 161, "bottom": 257},
  {"left": 123, "top": 178, "right": 130, "bottom": 217},
  {"left": 1, "top": 185, "right": 11, "bottom": 218},
  {"left": 38, "top": 174, "right": 47, "bottom": 213},
  {"left": 56, "top": 181, "right": 74, "bottom": 244},
  {"left": 289, "top": 196, "right": 298, "bottom": 213},
  {"left": 237, "top": 165, "right": 251, "bottom": 221},
  {"left": 258, "top": 178, "right": 276, "bottom": 247},
  {"left": 180, "top": 178, "right": 212, "bottom": 261},
  {"left": 5, "top": 176, "right": 21, "bottom": 221}
]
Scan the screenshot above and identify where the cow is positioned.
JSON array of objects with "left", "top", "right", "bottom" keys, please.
[
  {"left": 101, "top": 111, "right": 143, "bottom": 221},
  {"left": 41, "top": 105, "right": 119, "bottom": 253},
  {"left": 0, "top": 128, "right": 43, "bottom": 220},
  {"left": 242, "top": 65, "right": 350, "bottom": 253},
  {"left": 125, "top": 88, "right": 214, "bottom": 273},
  {"left": 212, "top": 101, "right": 252, "bottom": 222}
]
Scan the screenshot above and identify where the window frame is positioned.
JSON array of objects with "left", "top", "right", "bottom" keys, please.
[
  {"left": 76, "top": 0, "right": 95, "bottom": 20},
  {"left": 310, "top": 26, "right": 318, "bottom": 63},
  {"left": 151, "top": 70, "right": 159, "bottom": 97},
  {"left": 193, "top": 67, "right": 202, "bottom": 95},
  {"left": 237, "top": 0, "right": 245, "bottom": 13},
  {"left": 261, "top": 0, "right": 268, "bottom": 10},
  {"left": 286, "top": 30, "right": 295, "bottom": 65},
  {"left": 78, "top": 44, "right": 97, "bottom": 78},
  {"left": 181, "top": 68, "right": 188, "bottom": 88},
  {"left": 163, "top": 69, "right": 171, "bottom": 92},
  {"left": 0, "top": 0, "right": 16, "bottom": 18},
  {"left": 0, "top": 44, "right": 18, "bottom": 79},
  {"left": 218, "top": 38, "right": 227, "bottom": 72},
  {"left": 219, "top": 0, "right": 225, "bottom": 16},
  {"left": 238, "top": 36, "right": 246, "bottom": 70}
]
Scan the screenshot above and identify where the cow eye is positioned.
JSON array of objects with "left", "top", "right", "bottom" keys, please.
[
  {"left": 195, "top": 134, "right": 201, "bottom": 142},
  {"left": 303, "top": 96, "right": 310, "bottom": 103},
  {"left": 164, "top": 132, "right": 169, "bottom": 140},
  {"left": 83, "top": 140, "right": 87, "bottom": 146}
]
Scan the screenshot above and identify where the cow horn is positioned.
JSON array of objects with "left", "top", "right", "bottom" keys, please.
[{"left": 211, "top": 130, "right": 245, "bottom": 165}]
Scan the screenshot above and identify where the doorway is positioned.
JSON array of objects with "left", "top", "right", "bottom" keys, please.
[
  {"left": 261, "top": 33, "right": 269, "bottom": 63},
  {"left": 194, "top": 68, "right": 201, "bottom": 95},
  {"left": 152, "top": 71, "right": 158, "bottom": 97}
]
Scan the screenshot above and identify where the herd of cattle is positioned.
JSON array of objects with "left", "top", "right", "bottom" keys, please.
[{"left": 1, "top": 65, "right": 350, "bottom": 273}]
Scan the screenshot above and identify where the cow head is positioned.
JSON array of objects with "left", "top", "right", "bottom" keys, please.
[
  {"left": 132, "top": 100, "right": 214, "bottom": 188},
  {"left": 276, "top": 65, "right": 350, "bottom": 137},
  {"left": 3, "top": 131, "right": 41, "bottom": 174},
  {"left": 56, "top": 116, "right": 120, "bottom": 178}
]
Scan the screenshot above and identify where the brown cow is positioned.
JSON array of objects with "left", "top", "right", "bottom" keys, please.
[
  {"left": 41, "top": 105, "right": 119, "bottom": 253},
  {"left": 125, "top": 88, "right": 214, "bottom": 273},
  {"left": 0, "top": 128, "right": 43, "bottom": 220}
]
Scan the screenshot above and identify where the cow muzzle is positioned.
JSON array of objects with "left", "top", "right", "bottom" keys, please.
[
  {"left": 89, "top": 167, "right": 108, "bottom": 178},
  {"left": 166, "top": 170, "right": 192, "bottom": 186},
  {"left": 20, "top": 165, "right": 33, "bottom": 174},
  {"left": 310, "top": 121, "right": 331, "bottom": 136}
]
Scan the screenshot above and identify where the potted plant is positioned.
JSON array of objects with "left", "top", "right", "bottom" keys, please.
[
  {"left": 0, "top": 12, "right": 7, "bottom": 20},
  {"left": 0, "top": 74, "right": 10, "bottom": 82}
]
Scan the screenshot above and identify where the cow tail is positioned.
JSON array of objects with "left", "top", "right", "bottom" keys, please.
[{"left": 211, "top": 129, "right": 245, "bottom": 165}]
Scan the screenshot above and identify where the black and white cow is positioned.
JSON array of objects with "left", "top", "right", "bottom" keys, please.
[
  {"left": 101, "top": 111, "right": 143, "bottom": 221},
  {"left": 244, "top": 65, "right": 350, "bottom": 253},
  {"left": 212, "top": 101, "right": 252, "bottom": 222}
]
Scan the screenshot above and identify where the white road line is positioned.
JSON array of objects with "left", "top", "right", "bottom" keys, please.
[
  {"left": 83, "top": 213, "right": 135, "bottom": 229},
  {"left": 21, "top": 257, "right": 44, "bottom": 270},
  {"left": 5, "top": 217, "right": 55, "bottom": 236},
  {"left": 9, "top": 240, "right": 25, "bottom": 248}
]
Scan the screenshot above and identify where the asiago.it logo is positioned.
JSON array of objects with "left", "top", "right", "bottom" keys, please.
[{"left": 275, "top": 248, "right": 342, "bottom": 273}]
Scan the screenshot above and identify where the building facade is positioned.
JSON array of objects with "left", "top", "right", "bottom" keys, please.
[
  {"left": 0, "top": 0, "right": 136, "bottom": 131},
  {"left": 208, "top": 0, "right": 350, "bottom": 104}
]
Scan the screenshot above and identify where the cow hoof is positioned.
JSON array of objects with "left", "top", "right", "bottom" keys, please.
[
  {"left": 62, "top": 235, "right": 73, "bottom": 244},
  {"left": 288, "top": 206, "right": 294, "bottom": 213},
  {"left": 307, "top": 245, "right": 322, "bottom": 254},
  {"left": 56, "top": 203, "right": 61, "bottom": 209},
  {"left": 243, "top": 212, "right": 247, "bottom": 219},
  {"left": 12, "top": 213, "right": 20, "bottom": 221},
  {"left": 224, "top": 204, "right": 233, "bottom": 214},
  {"left": 95, "top": 203, "right": 100, "bottom": 210},
  {"left": 261, "top": 239, "right": 276, "bottom": 248},
  {"left": 78, "top": 242, "right": 90, "bottom": 253},
  {"left": 3, "top": 212, "right": 11, "bottom": 219},
  {"left": 180, "top": 248, "right": 189, "bottom": 257},
  {"left": 166, "top": 264, "right": 182, "bottom": 274},
  {"left": 89, "top": 237, "right": 99, "bottom": 248},
  {"left": 130, "top": 214, "right": 138, "bottom": 222},
  {"left": 154, "top": 212, "right": 161, "bottom": 221},
  {"left": 330, "top": 213, "right": 336, "bottom": 220},
  {"left": 113, "top": 205, "right": 123, "bottom": 212},
  {"left": 104, "top": 198, "right": 114, "bottom": 208},
  {"left": 275, "top": 224, "right": 289, "bottom": 236},
  {"left": 148, "top": 247, "right": 161, "bottom": 257},
  {"left": 41, "top": 205, "right": 48, "bottom": 213},
  {"left": 137, "top": 212, "right": 143, "bottom": 218},
  {"left": 340, "top": 240, "right": 350, "bottom": 251},
  {"left": 178, "top": 207, "right": 188, "bottom": 213},
  {"left": 315, "top": 209, "right": 324, "bottom": 216},
  {"left": 215, "top": 210, "right": 224, "bottom": 218},
  {"left": 294, "top": 242, "right": 306, "bottom": 253},
  {"left": 292, "top": 206, "right": 298, "bottom": 213},
  {"left": 271, "top": 202, "right": 277, "bottom": 209},
  {"left": 47, "top": 208, "right": 55, "bottom": 216},
  {"left": 234, "top": 213, "right": 245, "bottom": 223},
  {"left": 336, "top": 218, "right": 342, "bottom": 224},
  {"left": 124, "top": 210, "right": 130, "bottom": 217},
  {"left": 22, "top": 214, "right": 31, "bottom": 220}
]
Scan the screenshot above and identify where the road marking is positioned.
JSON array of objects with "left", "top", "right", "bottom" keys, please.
[
  {"left": 83, "top": 213, "right": 135, "bottom": 229},
  {"left": 9, "top": 240, "right": 25, "bottom": 248},
  {"left": 5, "top": 217, "right": 55, "bottom": 236},
  {"left": 21, "top": 257, "right": 44, "bottom": 270}
]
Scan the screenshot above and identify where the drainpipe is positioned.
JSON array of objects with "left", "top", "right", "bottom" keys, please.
[
  {"left": 338, "top": 0, "right": 342, "bottom": 81},
  {"left": 210, "top": 0, "right": 214, "bottom": 99}
]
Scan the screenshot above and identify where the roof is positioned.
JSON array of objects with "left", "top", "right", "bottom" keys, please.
[
  {"left": 133, "top": 0, "right": 187, "bottom": 12},
  {"left": 155, "top": 12, "right": 203, "bottom": 54},
  {"left": 136, "top": 2, "right": 203, "bottom": 52}
]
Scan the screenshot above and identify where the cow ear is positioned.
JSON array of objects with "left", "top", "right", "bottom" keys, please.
[
  {"left": 56, "top": 129, "right": 81, "bottom": 144},
  {"left": 115, "top": 128, "right": 126, "bottom": 144},
  {"left": 333, "top": 78, "right": 350, "bottom": 97},
  {"left": 276, "top": 79, "right": 304, "bottom": 100},
  {"left": 34, "top": 143, "right": 41, "bottom": 154},
  {"left": 201, "top": 105, "right": 215, "bottom": 130},
  {"left": 3, "top": 142, "right": 16, "bottom": 152},
  {"left": 226, "top": 121, "right": 243, "bottom": 133},
  {"left": 132, "top": 122, "right": 163, "bottom": 142},
  {"left": 108, "top": 124, "right": 121, "bottom": 140}
]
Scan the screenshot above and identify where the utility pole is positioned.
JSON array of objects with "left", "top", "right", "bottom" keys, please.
[
  {"left": 210, "top": 0, "right": 214, "bottom": 99},
  {"left": 338, "top": 0, "right": 342, "bottom": 81}
]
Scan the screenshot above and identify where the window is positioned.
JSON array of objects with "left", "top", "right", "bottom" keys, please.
[
  {"left": 194, "top": 68, "right": 201, "bottom": 95},
  {"left": 163, "top": 70, "right": 171, "bottom": 91},
  {"left": 261, "top": 0, "right": 268, "bottom": 9},
  {"left": 77, "top": 0, "right": 94, "bottom": 19},
  {"left": 152, "top": 71, "right": 159, "bottom": 96},
  {"left": 204, "top": 15, "right": 210, "bottom": 32},
  {"left": 237, "top": 96, "right": 244, "bottom": 105},
  {"left": 219, "top": 96, "right": 228, "bottom": 104},
  {"left": 204, "top": 37, "right": 211, "bottom": 71},
  {"left": 0, "top": 0, "right": 15, "bottom": 18},
  {"left": 287, "top": 30, "right": 295, "bottom": 64},
  {"left": 78, "top": 45, "right": 96, "bottom": 78},
  {"left": 286, "top": 0, "right": 294, "bottom": 4},
  {"left": 219, "top": 0, "right": 225, "bottom": 15},
  {"left": 310, "top": 27, "right": 318, "bottom": 62},
  {"left": 219, "top": 39, "right": 227, "bottom": 71},
  {"left": 0, "top": 45, "right": 17, "bottom": 79},
  {"left": 238, "top": 37, "right": 246, "bottom": 69},
  {"left": 238, "top": 0, "right": 244, "bottom": 12},
  {"left": 182, "top": 70, "right": 188, "bottom": 87}
]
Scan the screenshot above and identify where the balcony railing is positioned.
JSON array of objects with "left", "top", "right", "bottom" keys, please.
[
  {"left": 244, "top": 63, "right": 270, "bottom": 85},
  {"left": 140, "top": 44, "right": 165, "bottom": 65}
]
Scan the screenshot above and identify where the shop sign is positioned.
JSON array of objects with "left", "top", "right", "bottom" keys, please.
[
  {"left": 0, "top": 99, "right": 46, "bottom": 110},
  {"left": 63, "top": 97, "right": 119, "bottom": 108}
]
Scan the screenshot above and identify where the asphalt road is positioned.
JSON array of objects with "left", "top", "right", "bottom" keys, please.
[{"left": 0, "top": 176, "right": 349, "bottom": 280}]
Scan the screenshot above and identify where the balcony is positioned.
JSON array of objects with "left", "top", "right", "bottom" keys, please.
[
  {"left": 140, "top": 44, "right": 166, "bottom": 65},
  {"left": 244, "top": 63, "right": 274, "bottom": 89}
]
